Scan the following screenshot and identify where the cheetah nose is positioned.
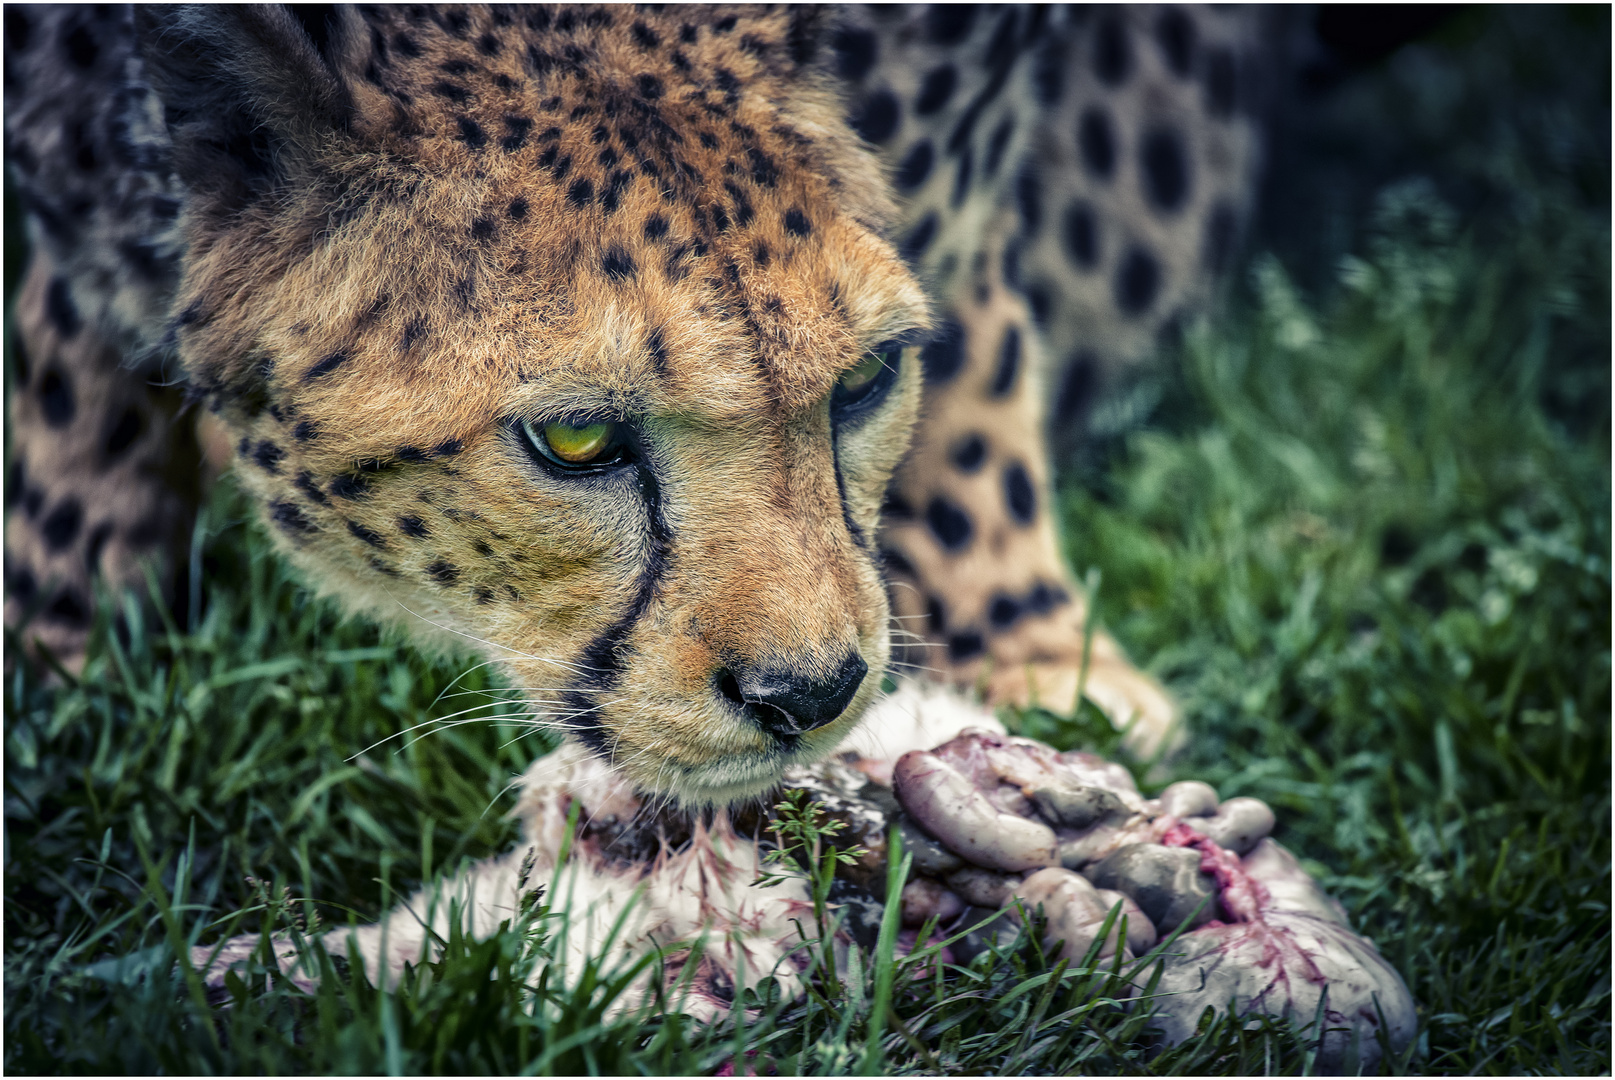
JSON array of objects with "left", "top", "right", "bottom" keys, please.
[{"left": 722, "top": 653, "right": 868, "bottom": 739}]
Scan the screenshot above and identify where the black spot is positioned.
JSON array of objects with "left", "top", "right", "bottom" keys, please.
[
  {"left": 637, "top": 73, "right": 663, "bottom": 99},
  {"left": 1033, "top": 40, "right": 1064, "bottom": 106},
  {"left": 1055, "top": 351, "right": 1100, "bottom": 425},
  {"left": 305, "top": 350, "right": 349, "bottom": 381},
  {"left": 882, "top": 487, "right": 914, "bottom": 519},
  {"left": 947, "top": 631, "right": 984, "bottom": 662},
  {"left": 925, "top": 5, "right": 978, "bottom": 44},
  {"left": 984, "top": 117, "right": 1014, "bottom": 177},
  {"left": 1156, "top": 9, "right": 1196, "bottom": 77},
  {"left": 45, "top": 276, "right": 81, "bottom": 338},
  {"left": 899, "top": 212, "right": 938, "bottom": 263},
  {"left": 1001, "top": 239, "right": 1023, "bottom": 291},
  {"left": 1093, "top": 14, "right": 1131, "bottom": 86},
  {"left": 680, "top": 22, "right": 697, "bottom": 43},
  {"left": 271, "top": 500, "right": 317, "bottom": 536},
  {"left": 1141, "top": 128, "right": 1190, "bottom": 213},
  {"left": 45, "top": 588, "right": 89, "bottom": 627},
  {"left": 433, "top": 438, "right": 464, "bottom": 457},
  {"left": 1015, "top": 167, "right": 1041, "bottom": 235},
  {"left": 293, "top": 420, "right": 320, "bottom": 442},
  {"left": 602, "top": 246, "right": 636, "bottom": 281},
  {"left": 631, "top": 20, "right": 660, "bottom": 49},
  {"left": 698, "top": 131, "right": 719, "bottom": 150},
  {"left": 921, "top": 318, "right": 967, "bottom": 385},
  {"left": 457, "top": 116, "right": 487, "bottom": 148},
  {"left": 1078, "top": 108, "right": 1116, "bottom": 180},
  {"left": 150, "top": 195, "right": 182, "bottom": 221},
  {"left": 602, "top": 168, "right": 634, "bottom": 213},
  {"left": 990, "top": 325, "right": 1020, "bottom": 397},
  {"left": 329, "top": 473, "right": 374, "bottom": 500},
  {"left": 1063, "top": 201, "right": 1100, "bottom": 270},
  {"left": 473, "top": 586, "right": 495, "bottom": 604},
  {"left": 398, "top": 515, "right": 429, "bottom": 538},
  {"left": 5, "top": 7, "right": 33, "bottom": 52},
  {"left": 1204, "top": 200, "right": 1238, "bottom": 271},
  {"left": 644, "top": 213, "right": 669, "bottom": 239},
  {"left": 783, "top": 208, "right": 811, "bottom": 237},
  {"left": 471, "top": 216, "right": 496, "bottom": 240},
  {"left": 253, "top": 441, "right": 284, "bottom": 473},
  {"left": 895, "top": 140, "right": 934, "bottom": 190},
  {"left": 1205, "top": 47, "right": 1236, "bottom": 117},
  {"left": 84, "top": 522, "right": 113, "bottom": 574},
  {"left": 395, "top": 445, "right": 428, "bottom": 463},
  {"left": 950, "top": 434, "right": 986, "bottom": 473},
  {"left": 507, "top": 196, "right": 529, "bottom": 221},
  {"left": 342, "top": 519, "right": 383, "bottom": 549},
  {"left": 951, "top": 145, "right": 974, "bottom": 207},
  {"left": 988, "top": 593, "right": 1021, "bottom": 629},
  {"left": 925, "top": 595, "right": 947, "bottom": 633},
  {"left": 104, "top": 407, "right": 142, "bottom": 457},
  {"left": 926, "top": 496, "right": 973, "bottom": 551},
  {"left": 426, "top": 560, "right": 460, "bottom": 585},
  {"left": 747, "top": 146, "right": 779, "bottom": 188},
  {"left": 914, "top": 64, "right": 957, "bottom": 116},
  {"left": 1115, "top": 246, "right": 1161, "bottom": 316},
  {"left": 713, "top": 14, "right": 737, "bottom": 33},
  {"left": 1003, "top": 461, "right": 1036, "bottom": 524},
  {"left": 433, "top": 81, "right": 470, "bottom": 104},
  {"left": 294, "top": 472, "right": 328, "bottom": 505},
  {"left": 472, "top": 539, "right": 494, "bottom": 558},
  {"left": 567, "top": 178, "right": 594, "bottom": 207},
  {"left": 41, "top": 498, "right": 82, "bottom": 551},
  {"left": 645, "top": 327, "right": 669, "bottom": 372},
  {"left": 393, "top": 31, "right": 421, "bottom": 58},
  {"left": 752, "top": 241, "right": 770, "bottom": 268},
  {"left": 120, "top": 242, "right": 166, "bottom": 282},
  {"left": 849, "top": 89, "right": 900, "bottom": 144},
  {"left": 501, "top": 114, "right": 532, "bottom": 152},
  {"left": 831, "top": 26, "right": 877, "bottom": 80},
  {"left": 478, "top": 31, "right": 502, "bottom": 56},
  {"left": 39, "top": 369, "right": 74, "bottom": 427},
  {"left": 63, "top": 23, "right": 97, "bottom": 68}
]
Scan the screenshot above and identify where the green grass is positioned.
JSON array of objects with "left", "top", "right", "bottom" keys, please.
[{"left": 5, "top": 11, "right": 1609, "bottom": 1074}]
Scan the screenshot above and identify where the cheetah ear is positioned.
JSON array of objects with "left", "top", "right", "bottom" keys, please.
[{"left": 135, "top": 5, "right": 353, "bottom": 210}]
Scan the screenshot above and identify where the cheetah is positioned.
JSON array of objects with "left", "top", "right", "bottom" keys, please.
[{"left": 4, "top": 5, "right": 1264, "bottom": 806}]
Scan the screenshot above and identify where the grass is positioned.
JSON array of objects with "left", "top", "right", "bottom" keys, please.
[{"left": 5, "top": 9, "right": 1609, "bottom": 1075}]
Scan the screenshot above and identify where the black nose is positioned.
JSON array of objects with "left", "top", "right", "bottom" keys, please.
[{"left": 721, "top": 652, "right": 869, "bottom": 739}]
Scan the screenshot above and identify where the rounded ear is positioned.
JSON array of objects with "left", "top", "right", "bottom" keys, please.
[{"left": 135, "top": 5, "right": 352, "bottom": 210}]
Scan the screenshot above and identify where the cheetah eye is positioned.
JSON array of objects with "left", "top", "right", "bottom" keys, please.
[
  {"left": 831, "top": 344, "right": 903, "bottom": 423},
  {"left": 517, "top": 419, "right": 631, "bottom": 472}
]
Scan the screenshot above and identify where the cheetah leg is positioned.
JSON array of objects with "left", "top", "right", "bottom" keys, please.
[
  {"left": 5, "top": 251, "right": 203, "bottom": 672},
  {"left": 880, "top": 217, "right": 1180, "bottom": 759}
]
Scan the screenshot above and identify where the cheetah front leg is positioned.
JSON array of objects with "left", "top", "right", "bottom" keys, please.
[
  {"left": 879, "top": 219, "right": 1179, "bottom": 760},
  {"left": 4, "top": 252, "right": 203, "bottom": 672}
]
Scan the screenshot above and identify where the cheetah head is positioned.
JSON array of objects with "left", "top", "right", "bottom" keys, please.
[{"left": 144, "top": 5, "right": 930, "bottom": 806}]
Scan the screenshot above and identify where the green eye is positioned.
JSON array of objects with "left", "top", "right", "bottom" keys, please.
[
  {"left": 541, "top": 421, "right": 614, "bottom": 463},
  {"left": 838, "top": 350, "right": 890, "bottom": 395},
  {"left": 832, "top": 346, "right": 903, "bottom": 419}
]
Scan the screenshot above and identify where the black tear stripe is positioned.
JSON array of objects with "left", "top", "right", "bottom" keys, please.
[
  {"left": 562, "top": 461, "right": 674, "bottom": 759},
  {"left": 830, "top": 426, "right": 871, "bottom": 555}
]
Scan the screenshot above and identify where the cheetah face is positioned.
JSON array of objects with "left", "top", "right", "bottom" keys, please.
[{"left": 151, "top": 6, "right": 930, "bottom": 805}]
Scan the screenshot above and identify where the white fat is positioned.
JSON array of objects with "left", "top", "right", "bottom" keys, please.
[{"left": 834, "top": 680, "right": 1006, "bottom": 766}]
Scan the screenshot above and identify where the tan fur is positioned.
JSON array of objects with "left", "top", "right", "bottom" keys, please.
[
  {"left": 5, "top": 4, "right": 1266, "bottom": 798},
  {"left": 163, "top": 6, "right": 929, "bottom": 804}
]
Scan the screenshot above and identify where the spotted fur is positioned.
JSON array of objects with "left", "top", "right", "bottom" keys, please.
[{"left": 4, "top": 5, "right": 1264, "bottom": 802}]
